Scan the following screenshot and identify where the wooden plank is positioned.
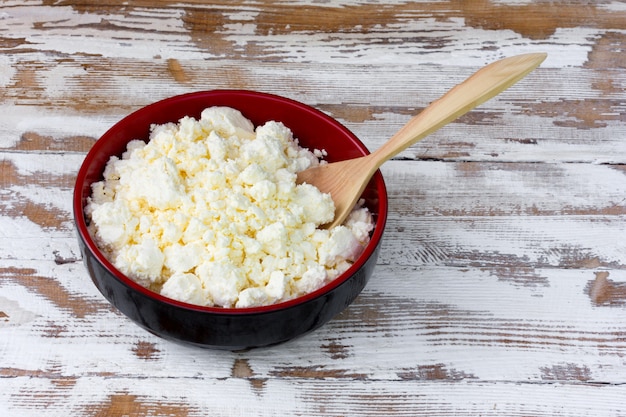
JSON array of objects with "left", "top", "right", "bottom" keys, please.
[
  {"left": 2, "top": 262, "right": 626, "bottom": 380},
  {"left": 2, "top": 151, "right": 624, "bottom": 267},
  {"left": 1, "top": 375, "right": 626, "bottom": 416},
  {"left": 2, "top": 57, "right": 624, "bottom": 158}
]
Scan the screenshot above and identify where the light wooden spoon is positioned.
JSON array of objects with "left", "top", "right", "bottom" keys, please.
[{"left": 297, "top": 52, "right": 547, "bottom": 228}]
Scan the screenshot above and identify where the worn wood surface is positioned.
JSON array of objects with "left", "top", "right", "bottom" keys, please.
[{"left": 1, "top": 1, "right": 625, "bottom": 416}]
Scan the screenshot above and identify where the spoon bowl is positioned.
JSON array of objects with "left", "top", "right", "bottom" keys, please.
[{"left": 298, "top": 53, "right": 547, "bottom": 228}]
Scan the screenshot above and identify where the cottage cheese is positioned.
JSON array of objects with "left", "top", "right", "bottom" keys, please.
[{"left": 86, "top": 106, "right": 374, "bottom": 308}]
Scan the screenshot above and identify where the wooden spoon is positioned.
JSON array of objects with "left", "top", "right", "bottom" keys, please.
[{"left": 297, "top": 52, "right": 547, "bottom": 229}]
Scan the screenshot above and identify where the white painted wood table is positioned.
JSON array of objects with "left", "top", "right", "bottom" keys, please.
[{"left": 1, "top": 1, "right": 625, "bottom": 415}]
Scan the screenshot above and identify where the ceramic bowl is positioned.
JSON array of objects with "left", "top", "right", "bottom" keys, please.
[{"left": 73, "top": 90, "right": 388, "bottom": 350}]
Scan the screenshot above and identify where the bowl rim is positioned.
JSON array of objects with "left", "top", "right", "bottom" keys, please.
[{"left": 73, "top": 89, "right": 388, "bottom": 315}]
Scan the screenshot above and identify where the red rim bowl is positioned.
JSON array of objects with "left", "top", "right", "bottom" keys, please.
[{"left": 73, "top": 90, "right": 388, "bottom": 350}]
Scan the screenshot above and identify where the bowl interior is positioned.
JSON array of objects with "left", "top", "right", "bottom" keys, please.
[{"left": 74, "top": 90, "right": 387, "bottom": 313}]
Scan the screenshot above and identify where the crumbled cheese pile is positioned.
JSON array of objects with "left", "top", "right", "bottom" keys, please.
[{"left": 86, "top": 107, "right": 374, "bottom": 308}]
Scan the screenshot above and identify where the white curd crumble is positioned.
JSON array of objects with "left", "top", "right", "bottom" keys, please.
[{"left": 86, "top": 107, "right": 374, "bottom": 308}]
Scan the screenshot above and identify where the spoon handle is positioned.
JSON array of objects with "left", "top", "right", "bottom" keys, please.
[{"left": 369, "top": 53, "right": 547, "bottom": 166}]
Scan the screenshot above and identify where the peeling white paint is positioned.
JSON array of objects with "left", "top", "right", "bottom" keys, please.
[{"left": 0, "top": 296, "right": 37, "bottom": 328}]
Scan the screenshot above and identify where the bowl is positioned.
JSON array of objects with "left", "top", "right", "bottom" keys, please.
[{"left": 73, "top": 90, "right": 388, "bottom": 350}]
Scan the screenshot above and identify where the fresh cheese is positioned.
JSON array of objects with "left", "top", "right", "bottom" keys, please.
[{"left": 86, "top": 106, "right": 374, "bottom": 308}]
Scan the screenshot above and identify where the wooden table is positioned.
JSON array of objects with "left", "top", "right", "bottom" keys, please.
[{"left": 1, "top": 1, "right": 625, "bottom": 415}]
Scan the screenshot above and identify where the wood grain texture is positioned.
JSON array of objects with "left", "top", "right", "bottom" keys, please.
[{"left": 1, "top": 1, "right": 625, "bottom": 416}]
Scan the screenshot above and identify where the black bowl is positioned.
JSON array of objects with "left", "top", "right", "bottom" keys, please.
[{"left": 73, "top": 90, "right": 388, "bottom": 350}]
